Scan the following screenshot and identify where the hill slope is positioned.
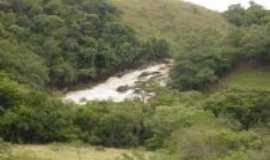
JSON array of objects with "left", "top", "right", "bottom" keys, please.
[
  {"left": 0, "top": 0, "right": 170, "bottom": 89},
  {"left": 111, "top": 0, "right": 232, "bottom": 53},
  {"left": 223, "top": 64, "right": 270, "bottom": 91}
]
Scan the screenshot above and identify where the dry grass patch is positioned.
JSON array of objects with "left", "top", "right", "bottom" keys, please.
[{"left": 12, "top": 144, "right": 148, "bottom": 160}]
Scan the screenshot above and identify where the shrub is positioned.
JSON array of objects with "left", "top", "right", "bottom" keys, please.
[
  {"left": 74, "top": 103, "right": 142, "bottom": 147},
  {"left": 0, "top": 73, "right": 29, "bottom": 112},
  {"left": 175, "top": 128, "right": 259, "bottom": 160},
  {"left": 0, "top": 93, "right": 76, "bottom": 143},
  {"left": 205, "top": 89, "right": 270, "bottom": 130},
  {"left": 170, "top": 46, "right": 236, "bottom": 90}
]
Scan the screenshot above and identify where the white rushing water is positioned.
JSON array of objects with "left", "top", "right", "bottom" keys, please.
[{"left": 64, "top": 63, "right": 171, "bottom": 104}]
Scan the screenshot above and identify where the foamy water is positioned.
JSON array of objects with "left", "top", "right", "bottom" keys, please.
[{"left": 64, "top": 63, "right": 170, "bottom": 104}]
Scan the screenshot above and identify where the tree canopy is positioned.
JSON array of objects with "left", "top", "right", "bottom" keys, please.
[{"left": 0, "top": 0, "right": 170, "bottom": 89}]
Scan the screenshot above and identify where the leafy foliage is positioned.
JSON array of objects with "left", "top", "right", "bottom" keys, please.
[
  {"left": 1, "top": 1, "right": 270, "bottom": 160},
  {"left": 205, "top": 89, "right": 270, "bottom": 130},
  {"left": 0, "top": 73, "right": 29, "bottom": 113},
  {"left": 0, "top": 0, "right": 170, "bottom": 89},
  {"left": 170, "top": 46, "right": 236, "bottom": 90},
  {"left": 0, "top": 92, "right": 76, "bottom": 143},
  {"left": 224, "top": 2, "right": 270, "bottom": 27},
  {"left": 170, "top": 2, "right": 270, "bottom": 91}
]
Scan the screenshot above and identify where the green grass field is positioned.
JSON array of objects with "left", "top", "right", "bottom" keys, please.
[
  {"left": 223, "top": 65, "right": 270, "bottom": 91},
  {"left": 111, "top": 0, "right": 231, "bottom": 53}
]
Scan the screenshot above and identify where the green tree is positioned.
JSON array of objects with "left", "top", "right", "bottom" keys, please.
[
  {"left": 224, "top": 2, "right": 270, "bottom": 26},
  {"left": 205, "top": 89, "right": 270, "bottom": 130},
  {"left": 170, "top": 47, "right": 235, "bottom": 90},
  {"left": 0, "top": 94, "right": 76, "bottom": 143},
  {"left": 0, "top": 73, "right": 28, "bottom": 113}
]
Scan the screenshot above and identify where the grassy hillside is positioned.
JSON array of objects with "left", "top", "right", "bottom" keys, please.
[
  {"left": 111, "top": 0, "right": 232, "bottom": 52},
  {"left": 223, "top": 64, "right": 270, "bottom": 91}
]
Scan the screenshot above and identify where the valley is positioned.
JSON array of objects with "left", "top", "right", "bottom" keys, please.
[{"left": 0, "top": 0, "right": 270, "bottom": 160}]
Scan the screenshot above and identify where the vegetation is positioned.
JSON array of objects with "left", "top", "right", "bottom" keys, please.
[
  {"left": 170, "top": 45, "right": 236, "bottom": 90},
  {"left": 205, "top": 89, "right": 270, "bottom": 130},
  {"left": 0, "top": 0, "right": 170, "bottom": 89},
  {"left": 0, "top": 139, "right": 12, "bottom": 160},
  {"left": 2, "top": 79, "right": 269, "bottom": 160},
  {"left": 0, "top": 88, "right": 184, "bottom": 149},
  {"left": 224, "top": 64, "right": 270, "bottom": 90},
  {"left": 170, "top": 1, "right": 270, "bottom": 91},
  {"left": 224, "top": 2, "right": 269, "bottom": 27},
  {"left": 0, "top": 1, "right": 270, "bottom": 160},
  {"left": 12, "top": 144, "right": 138, "bottom": 160},
  {"left": 111, "top": 0, "right": 231, "bottom": 53}
]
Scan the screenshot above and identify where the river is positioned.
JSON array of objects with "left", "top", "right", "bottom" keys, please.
[{"left": 64, "top": 63, "right": 171, "bottom": 104}]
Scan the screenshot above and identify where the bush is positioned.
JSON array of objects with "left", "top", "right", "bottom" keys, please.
[
  {"left": 0, "top": 93, "right": 76, "bottom": 143},
  {"left": 0, "top": 73, "right": 29, "bottom": 112},
  {"left": 74, "top": 103, "right": 142, "bottom": 147},
  {"left": 0, "top": 98, "right": 178, "bottom": 148},
  {"left": 143, "top": 38, "right": 171, "bottom": 60},
  {"left": 224, "top": 2, "right": 269, "bottom": 27},
  {"left": 205, "top": 89, "right": 270, "bottom": 130},
  {"left": 175, "top": 127, "right": 260, "bottom": 160},
  {"left": 221, "top": 151, "right": 250, "bottom": 160},
  {"left": 74, "top": 102, "right": 163, "bottom": 148},
  {"left": 170, "top": 46, "right": 236, "bottom": 90},
  {"left": 72, "top": 101, "right": 183, "bottom": 149}
]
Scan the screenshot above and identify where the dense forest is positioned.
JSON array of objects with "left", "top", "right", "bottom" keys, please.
[
  {"left": 0, "top": 0, "right": 169, "bottom": 89},
  {"left": 0, "top": 0, "right": 270, "bottom": 160}
]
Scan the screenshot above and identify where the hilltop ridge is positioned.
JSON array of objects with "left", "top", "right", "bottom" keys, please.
[{"left": 111, "top": 0, "right": 232, "bottom": 52}]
